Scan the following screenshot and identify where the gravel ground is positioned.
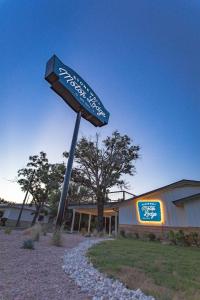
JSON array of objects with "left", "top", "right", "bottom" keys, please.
[
  {"left": 63, "top": 239, "right": 154, "bottom": 300},
  {"left": 0, "top": 230, "right": 90, "bottom": 300}
]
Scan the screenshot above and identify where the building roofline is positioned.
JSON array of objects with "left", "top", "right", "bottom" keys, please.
[
  {"left": 68, "top": 202, "right": 120, "bottom": 209},
  {"left": 120, "top": 179, "right": 200, "bottom": 206},
  {"left": 173, "top": 192, "right": 200, "bottom": 206},
  {"left": 0, "top": 204, "right": 36, "bottom": 211}
]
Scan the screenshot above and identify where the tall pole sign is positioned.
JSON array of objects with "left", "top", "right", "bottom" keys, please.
[{"left": 45, "top": 55, "right": 110, "bottom": 227}]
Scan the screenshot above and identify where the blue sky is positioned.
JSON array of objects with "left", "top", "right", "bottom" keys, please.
[{"left": 0, "top": 0, "right": 200, "bottom": 202}]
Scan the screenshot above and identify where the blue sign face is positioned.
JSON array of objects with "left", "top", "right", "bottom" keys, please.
[
  {"left": 45, "top": 55, "right": 109, "bottom": 127},
  {"left": 137, "top": 201, "right": 162, "bottom": 222}
]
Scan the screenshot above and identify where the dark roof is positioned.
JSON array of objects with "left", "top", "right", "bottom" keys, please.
[
  {"left": 173, "top": 192, "right": 200, "bottom": 206},
  {"left": 0, "top": 203, "right": 50, "bottom": 212},
  {"left": 0, "top": 203, "right": 36, "bottom": 211},
  {"left": 69, "top": 202, "right": 119, "bottom": 209},
  {"left": 120, "top": 179, "right": 200, "bottom": 206}
]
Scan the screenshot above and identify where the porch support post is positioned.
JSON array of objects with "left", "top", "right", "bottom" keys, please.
[
  {"left": 109, "top": 216, "right": 112, "bottom": 237},
  {"left": 78, "top": 213, "right": 82, "bottom": 232},
  {"left": 104, "top": 217, "right": 106, "bottom": 232},
  {"left": 70, "top": 209, "right": 75, "bottom": 233},
  {"left": 115, "top": 212, "right": 118, "bottom": 236},
  {"left": 88, "top": 214, "right": 92, "bottom": 233}
]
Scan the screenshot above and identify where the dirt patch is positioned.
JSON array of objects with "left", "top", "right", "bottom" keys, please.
[
  {"left": 106, "top": 266, "right": 170, "bottom": 298},
  {"left": 106, "top": 266, "right": 199, "bottom": 300},
  {"left": 0, "top": 230, "right": 90, "bottom": 300}
]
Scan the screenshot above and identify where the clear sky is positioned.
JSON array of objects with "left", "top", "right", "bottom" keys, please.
[{"left": 0, "top": 0, "right": 200, "bottom": 202}]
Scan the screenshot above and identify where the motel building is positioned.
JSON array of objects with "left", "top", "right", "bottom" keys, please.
[{"left": 68, "top": 179, "right": 200, "bottom": 236}]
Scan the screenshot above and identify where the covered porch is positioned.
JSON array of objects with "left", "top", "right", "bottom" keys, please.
[{"left": 69, "top": 204, "right": 119, "bottom": 236}]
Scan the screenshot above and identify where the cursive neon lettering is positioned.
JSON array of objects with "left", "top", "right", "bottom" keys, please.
[{"left": 59, "top": 67, "right": 106, "bottom": 118}]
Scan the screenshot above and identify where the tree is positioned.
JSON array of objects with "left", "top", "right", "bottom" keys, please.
[
  {"left": 0, "top": 198, "right": 8, "bottom": 204},
  {"left": 71, "top": 131, "right": 140, "bottom": 231},
  {"left": 48, "top": 190, "right": 61, "bottom": 220},
  {"left": 17, "top": 151, "right": 65, "bottom": 225},
  {"left": 48, "top": 182, "right": 92, "bottom": 220},
  {"left": 68, "top": 183, "right": 93, "bottom": 204}
]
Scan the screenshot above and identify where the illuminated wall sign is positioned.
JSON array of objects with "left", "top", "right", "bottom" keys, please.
[
  {"left": 137, "top": 200, "right": 164, "bottom": 224},
  {"left": 45, "top": 55, "right": 110, "bottom": 127}
]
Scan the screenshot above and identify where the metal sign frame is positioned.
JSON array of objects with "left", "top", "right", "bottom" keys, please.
[
  {"left": 45, "top": 55, "right": 109, "bottom": 227},
  {"left": 45, "top": 55, "right": 109, "bottom": 127}
]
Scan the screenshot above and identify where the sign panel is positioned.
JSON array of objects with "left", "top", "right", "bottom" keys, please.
[
  {"left": 137, "top": 201, "right": 163, "bottom": 223},
  {"left": 45, "top": 55, "right": 110, "bottom": 127}
]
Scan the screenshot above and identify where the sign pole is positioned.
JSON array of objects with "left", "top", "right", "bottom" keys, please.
[
  {"left": 56, "top": 111, "right": 81, "bottom": 228},
  {"left": 45, "top": 55, "right": 109, "bottom": 228}
]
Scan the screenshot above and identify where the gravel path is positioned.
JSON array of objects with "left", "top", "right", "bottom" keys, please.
[
  {"left": 63, "top": 239, "right": 155, "bottom": 300},
  {"left": 0, "top": 230, "right": 90, "bottom": 300}
]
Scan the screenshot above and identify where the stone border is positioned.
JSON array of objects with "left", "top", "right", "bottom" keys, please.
[{"left": 63, "top": 238, "right": 154, "bottom": 300}]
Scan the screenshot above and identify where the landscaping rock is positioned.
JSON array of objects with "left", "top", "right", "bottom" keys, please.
[
  {"left": 0, "top": 230, "right": 90, "bottom": 300},
  {"left": 63, "top": 239, "right": 154, "bottom": 300}
]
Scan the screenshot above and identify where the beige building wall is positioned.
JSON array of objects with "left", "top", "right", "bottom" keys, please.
[{"left": 119, "top": 185, "right": 200, "bottom": 234}]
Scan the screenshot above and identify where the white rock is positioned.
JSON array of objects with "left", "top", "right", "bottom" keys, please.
[{"left": 63, "top": 238, "right": 154, "bottom": 300}]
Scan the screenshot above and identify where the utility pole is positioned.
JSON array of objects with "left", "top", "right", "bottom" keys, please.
[{"left": 16, "top": 170, "right": 35, "bottom": 227}]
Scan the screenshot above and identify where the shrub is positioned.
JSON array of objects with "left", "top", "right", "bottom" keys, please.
[
  {"left": 32, "top": 231, "right": 40, "bottom": 241},
  {"left": 183, "top": 233, "right": 192, "bottom": 247},
  {"left": 31, "top": 224, "right": 41, "bottom": 242},
  {"left": 80, "top": 228, "right": 87, "bottom": 236},
  {"left": 175, "top": 230, "right": 187, "bottom": 246},
  {"left": 84, "top": 233, "right": 91, "bottom": 237},
  {"left": 133, "top": 232, "right": 139, "bottom": 239},
  {"left": 166, "top": 230, "right": 200, "bottom": 247},
  {"left": 123, "top": 232, "right": 139, "bottom": 239},
  {"left": 92, "top": 229, "right": 98, "bottom": 237},
  {"left": 4, "top": 228, "right": 12, "bottom": 234},
  {"left": 147, "top": 232, "right": 156, "bottom": 241},
  {"left": 97, "top": 231, "right": 105, "bottom": 238},
  {"left": 140, "top": 232, "right": 157, "bottom": 242},
  {"left": 90, "top": 220, "right": 98, "bottom": 231},
  {"left": 161, "top": 232, "right": 168, "bottom": 241},
  {"left": 141, "top": 233, "right": 149, "bottom": 241},
  {"left": 126, "top": 232, "right": 133, "bottom": 239},
  {"left": 22, "top": 239, "right": 34, "bottom": 250},
  {"left": 186, "top": 232, "right": 200, "bottom": 247},
  {"left": 168, "top": 230, "right": 176, "bottom": 245},
  {"left": 156, "top": 235, "right": 161, "bottom": 242},
  {"left": 91, "top": 230, "right": 105, "bottom": 238},
  {"left": 119, "top": 229, "right": 126, "bottom": 238},
  {"left": 191, "top": 232, "right": 200, "bottom": 247},
  {"left": 111, "top": 230, "right": 117, "bottom": 237},
  {"left": 41, "top": 224, "right": 48, "bottom": 236},
  {"left": 23, "top": 224, "right": 41, "bottom": 240},
  {"left": 51, "top": 230, "right": 62, "bottom": 247}
]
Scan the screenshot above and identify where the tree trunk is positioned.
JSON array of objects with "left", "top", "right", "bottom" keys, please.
[
  {"left": 31, "top": 205, "right": 40, "bottom": 226},
  {"left": 97, "top": 198, "right": 104, "bottom": 232}
]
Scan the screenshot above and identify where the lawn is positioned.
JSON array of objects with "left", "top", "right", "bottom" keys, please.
[{"left": 88, "top": 238, "right": 200, "bottom": 300}]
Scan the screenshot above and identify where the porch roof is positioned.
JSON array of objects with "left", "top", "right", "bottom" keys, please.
[{"left": 69, "top": 204, "right": 118, "bottom": 217}]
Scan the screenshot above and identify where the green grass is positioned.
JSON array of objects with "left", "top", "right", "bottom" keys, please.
[{"left": 88, "top": 238, "right": 200, "bottom": 300}]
